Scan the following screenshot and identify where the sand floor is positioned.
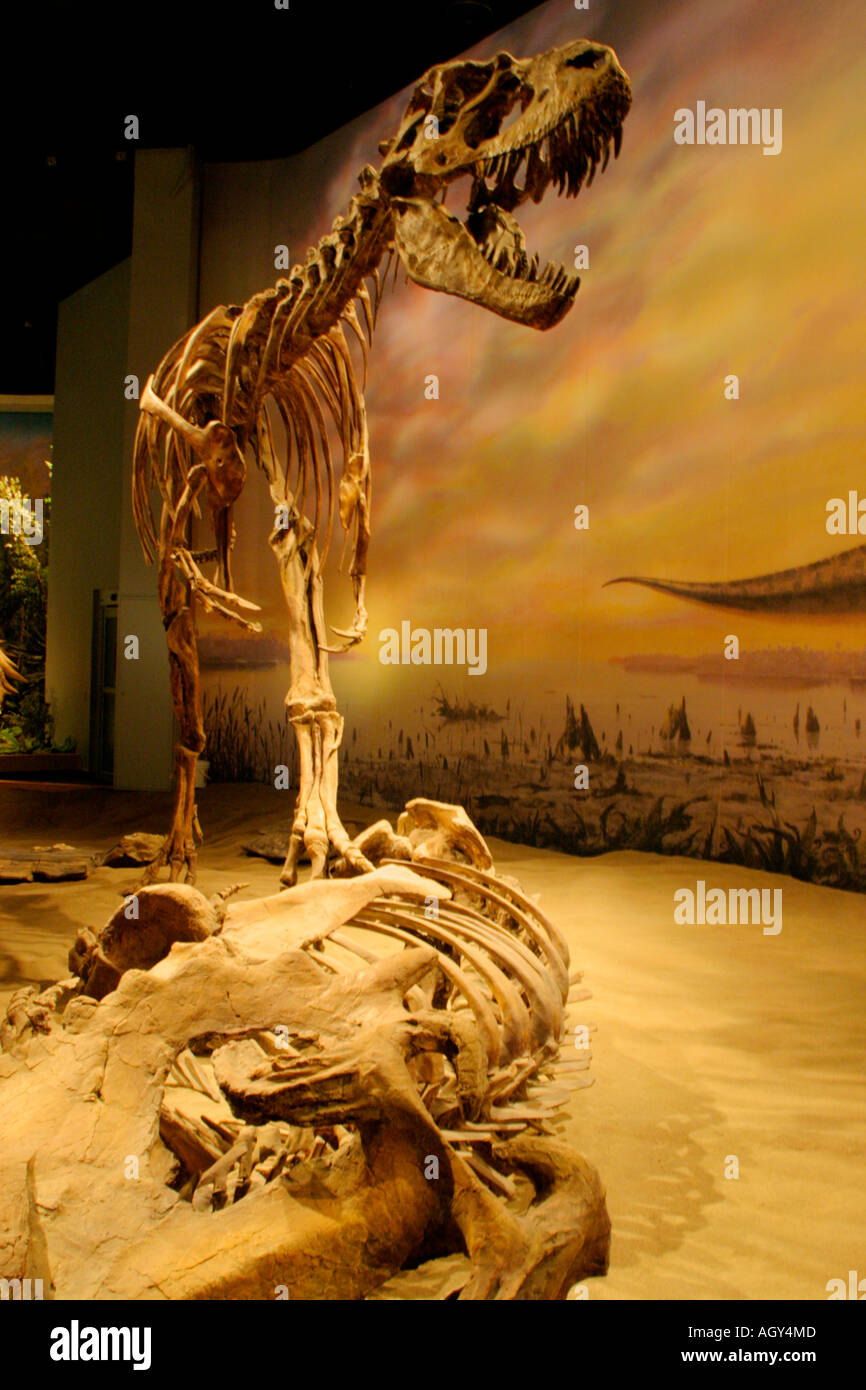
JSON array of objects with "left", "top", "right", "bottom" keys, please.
[{"left": 1, "top": 780, "right": 863, "bottom": 1301}]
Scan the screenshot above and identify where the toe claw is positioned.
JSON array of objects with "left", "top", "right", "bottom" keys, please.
[{"left": 346, "top": 848, "right": 374, "bottom": 875}]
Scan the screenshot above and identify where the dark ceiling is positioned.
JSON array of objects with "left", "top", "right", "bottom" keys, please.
[{"left": 1, "top": 1, "right": 542, "bottom": 396}]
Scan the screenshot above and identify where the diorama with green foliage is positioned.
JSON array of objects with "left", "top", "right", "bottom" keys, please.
[{"left": 0, "top": 465, "right": 73, "bottom": 755}]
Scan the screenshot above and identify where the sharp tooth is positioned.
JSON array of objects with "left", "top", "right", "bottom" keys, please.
[
  {"left": 526, "top": 144, "right": 543, "bottom": 197},
  {"left": 547, "top": 130, "right": 559, "bottom": 179},
  {"left": 561, "top": 120, "right": 574, "bottom": 164},
  {"left": 560, "top": 131, "right": 573, "bottom": 187}
]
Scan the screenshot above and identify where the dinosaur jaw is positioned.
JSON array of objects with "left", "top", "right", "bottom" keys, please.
[
  {"left": 384, "top": 40, "right": 630, "bottom": 330},
  {"left": 392, "top": 196, "right": 579, "bottom": 329}
]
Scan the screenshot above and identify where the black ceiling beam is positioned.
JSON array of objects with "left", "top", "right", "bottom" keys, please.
[{"left": 1, "top": 1, "right": 542, "bottom": 394}]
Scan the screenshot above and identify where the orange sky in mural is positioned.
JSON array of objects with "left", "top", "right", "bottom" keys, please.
[{"left": 201, "top": 0, "right": 866, "bottom": 686}]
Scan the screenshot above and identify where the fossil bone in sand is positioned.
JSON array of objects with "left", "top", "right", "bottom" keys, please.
[{"left": 0, "top": 819, "right": 608, "bottom": 1300}]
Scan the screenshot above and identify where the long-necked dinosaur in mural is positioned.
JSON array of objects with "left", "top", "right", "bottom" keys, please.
[
  {"left": 608, "top": 544, "right": 866, "bottom": 613},
  {"left": 133, "top": 39, "right": 631, "bottom": 887}
]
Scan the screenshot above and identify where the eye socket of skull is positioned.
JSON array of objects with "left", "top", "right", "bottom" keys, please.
[
  {"left": 564, "top": 45, "right": 609, "bottom": 70},
  {"left": 462, "top": 79, "right": 525, "bottom": 148},
  {"left": 436, "top": 61, "right": 518, "bottom": 141}
]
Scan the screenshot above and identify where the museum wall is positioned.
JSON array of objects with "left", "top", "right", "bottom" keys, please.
[
  {"left": 46, "top": 258, "right": 130, "bottom": 759},
  {"left": 114, "top": 149, "right": 201, "bottom": 790},
  {"left": 48, "top": 150, "right": 201, "bottom": 785}
]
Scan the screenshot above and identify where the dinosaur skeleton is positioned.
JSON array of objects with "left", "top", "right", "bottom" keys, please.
[
  {"left": 0, "top": 810, "right": 609, "bottom": 1299},
  {"left": 1, "top": 41, "right": 633, "bottom": 1298},
  {"left": 132, "top": 39, "right": 631, "bottom": 887}
]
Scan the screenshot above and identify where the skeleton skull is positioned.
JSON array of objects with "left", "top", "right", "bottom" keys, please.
[{"left": 381, "top": 41, "right": 631, "bottom": 328}]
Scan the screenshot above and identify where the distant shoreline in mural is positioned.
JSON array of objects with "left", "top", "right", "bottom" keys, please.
[{"left": 203, "top": 674, "right": 866, "bottom": 894}]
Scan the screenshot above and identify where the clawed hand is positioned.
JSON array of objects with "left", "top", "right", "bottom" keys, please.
[{"left": 172, "top": 547, "right": 263, "bottom": 632}]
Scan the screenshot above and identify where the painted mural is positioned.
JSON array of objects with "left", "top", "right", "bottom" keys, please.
[{"left": 195, "top": 0, "right": 866, "bottom": 892}]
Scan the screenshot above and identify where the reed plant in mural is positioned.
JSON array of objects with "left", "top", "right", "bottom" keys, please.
[{"left": 202, "top": 685, "right": 297, "bottom": 785}]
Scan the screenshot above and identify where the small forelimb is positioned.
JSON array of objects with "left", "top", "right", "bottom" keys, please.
[
  {"left": 322, "top": 619, "right": 367, "bottom": 654},
  {"left": 171, "top": 548, "right": 263, "bottom": 632},
  {"left": 167, "top": 462, "right": 208, "bottom": 547},
  {"left": 322, "top": 577, "right": 368, "bottom": 654}
]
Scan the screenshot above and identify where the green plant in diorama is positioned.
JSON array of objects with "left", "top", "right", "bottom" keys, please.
[{"left": 0, "top": 464, "right": 72, "bottom": 754}]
